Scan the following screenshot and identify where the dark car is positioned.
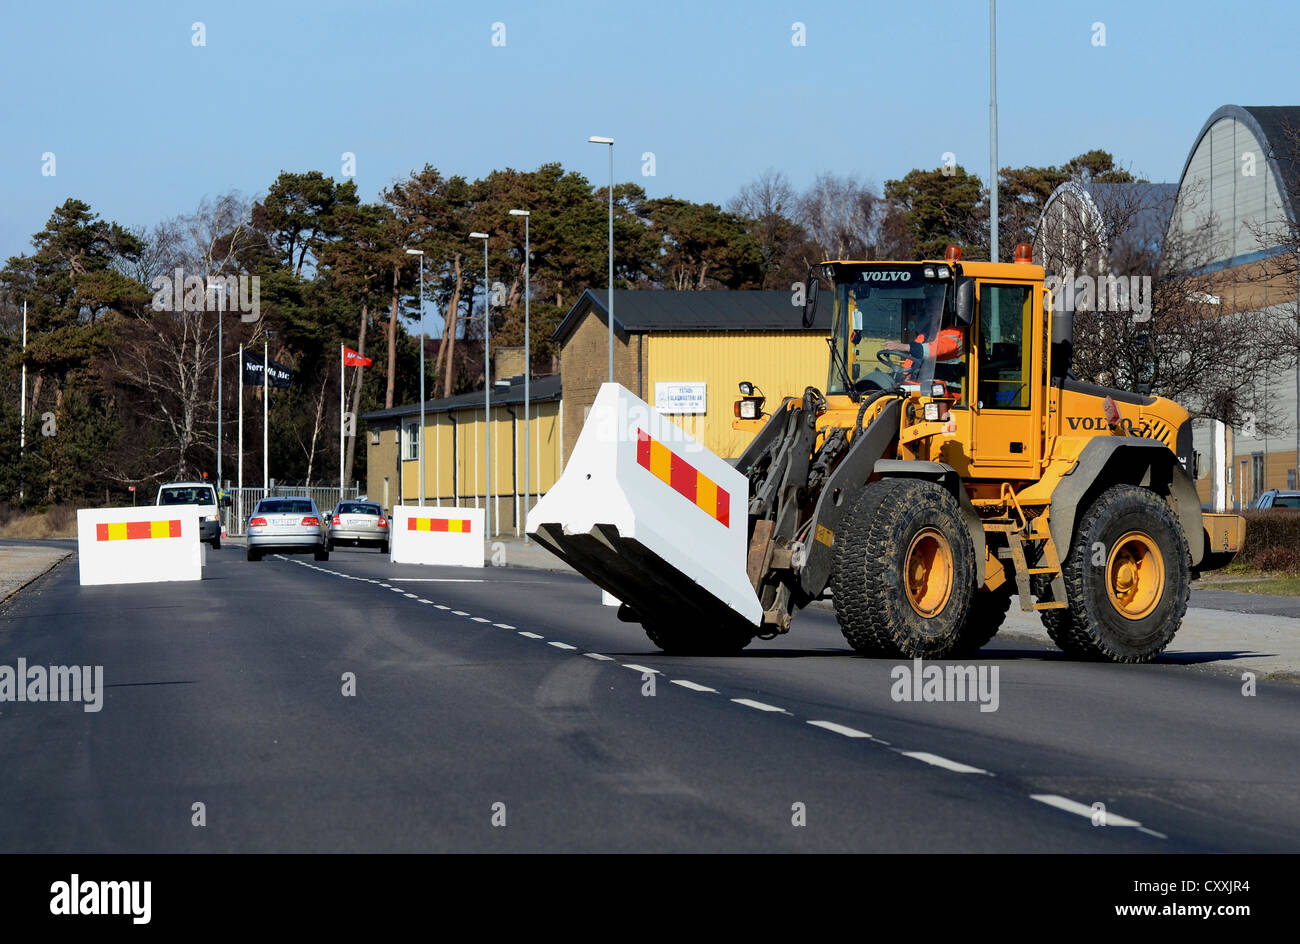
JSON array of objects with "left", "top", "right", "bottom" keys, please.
[
  {"left": 324, "top": 500, "right": 389, "bottom": 553},
  {"left": 1253, "top": 489, "right": 1300, "bottom": 510}
]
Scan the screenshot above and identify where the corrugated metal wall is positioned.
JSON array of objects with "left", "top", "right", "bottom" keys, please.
[{"left": 646, "top": 331, "right": 829, "bottom": 458}]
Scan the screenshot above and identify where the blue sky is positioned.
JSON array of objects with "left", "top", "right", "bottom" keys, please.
[{"left": 3, "top": 0, "right": 1298, "bottom": 271}]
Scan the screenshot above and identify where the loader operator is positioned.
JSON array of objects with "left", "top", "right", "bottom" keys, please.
[{"left": 882, "top": 324, "right": 964, "bottom": 380}]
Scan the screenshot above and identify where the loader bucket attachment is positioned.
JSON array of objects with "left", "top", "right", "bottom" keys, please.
[{"left": 527, "top": 383, "right": 762, "bottom": 631}]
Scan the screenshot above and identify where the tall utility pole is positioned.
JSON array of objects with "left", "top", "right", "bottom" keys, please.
[
  {"left": 589, "top": 136, "right": 615, "bottom": 381},
  {"left": 509, "top": 209, "right": 530, "bottom": 539},
  {"left": 19, "top": 301, "right": 27, "bottom": 503},
  {"left": 406, "top": 248, "right": 426, "bottom": 505},
  {"left": 470, "top": 232, "right": 492, "bottom": 536},
  {"left": 989, "top": 0, "right": 1000, "bottom": 263}
]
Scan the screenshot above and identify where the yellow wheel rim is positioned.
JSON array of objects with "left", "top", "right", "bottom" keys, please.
[
  {"left": 904, "top": 528, "right": 954, "bottom": 617},
  {"left": 1105, "top": 531, "right": 1164, "bottom": 620}
]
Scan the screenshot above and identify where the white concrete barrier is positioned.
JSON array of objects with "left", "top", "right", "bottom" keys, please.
[
  {"left": 77, "top": 506, "right": 203, "bottom": 586},
  {"left": 389, "top": 506, "right": 485, "bottom": 568},
  {"left": 527, "top": 383, "right": 761, "bottom": 627}
]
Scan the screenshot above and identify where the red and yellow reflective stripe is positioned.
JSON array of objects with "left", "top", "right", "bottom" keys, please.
[
  {"left": 95, "top": 519, "right": 182, "bottom": 541},
  {"left": 407, "top": 517, "right": 472, "bottom": 533},
  {"left": 636, "top": 429, "right": 730, "bottom": 527}
]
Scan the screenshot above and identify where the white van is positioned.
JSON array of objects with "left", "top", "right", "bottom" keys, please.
[{"left": 156, "top": 481, "right": 224, "bottom": 548}]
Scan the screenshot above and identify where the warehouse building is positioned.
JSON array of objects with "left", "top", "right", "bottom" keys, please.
[{"left": 553, "top": 288, "right": 830, "bottom": 460}]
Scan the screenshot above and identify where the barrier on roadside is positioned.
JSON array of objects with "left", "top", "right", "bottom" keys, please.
[
  {"left": 76, "top": 506, "right": 204, "bottom": 586},
  {"left": 389, "top": 506, "right": 485, "bottom": 568}
]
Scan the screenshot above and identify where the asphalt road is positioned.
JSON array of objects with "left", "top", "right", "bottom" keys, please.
[{"left": 1, "top": 542, "right": 1297, "bottom": 852}]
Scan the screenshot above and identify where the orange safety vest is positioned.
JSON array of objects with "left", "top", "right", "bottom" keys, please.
[{"left": 904, "top": 328, "right": 964, "bottom": 370}]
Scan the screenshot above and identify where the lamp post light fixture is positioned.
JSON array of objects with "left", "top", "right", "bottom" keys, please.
[
  {"left": 588, "top": 135, "right": 614, "bottom": 382},
  {"left": 470, "top": 231, "right": 492, "bottom": 537},
  {"left": 405, "top": 248, "right": 426, "bottom": 506},
  {"left": 508, "top": 208, "right": 531, "bottom": 540}
]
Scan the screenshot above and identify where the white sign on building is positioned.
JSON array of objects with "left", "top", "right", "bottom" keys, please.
[{"left": 654, "top": 382, "right": 707, "bottom": 414}]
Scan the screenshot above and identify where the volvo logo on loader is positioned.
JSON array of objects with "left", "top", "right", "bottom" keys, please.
[
  {"left": 1067, "top": 415, "right": 1135, "bottom": 432},
  {"left": 861, "top": 270, "right": 912, "bottom": 282}
]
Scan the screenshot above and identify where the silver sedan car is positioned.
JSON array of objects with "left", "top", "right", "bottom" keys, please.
[
  {"left": 246, "top": 497, "right": 328, "bottom": 561},
  {"left": 324, "top": 500, "right": 390, "bottom": 553}
]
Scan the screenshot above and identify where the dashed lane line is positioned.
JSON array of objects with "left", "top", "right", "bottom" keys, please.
[
  {"left": 671, "top": 680, "right": 718, "bottom": 693},
  {"left": 731, "top": 698, "right": 788, "bottom": 713},
  {"left": 807, "top": 720, "right": 872, "bottom": 739},
  {"left": 898, "top": 751, "right": 992, "bottom": 775}
]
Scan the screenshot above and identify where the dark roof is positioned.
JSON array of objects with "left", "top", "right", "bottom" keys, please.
[
  {"left": 362, "top": 373, "right": 561, "bottom": 423},
  {"left": 552, "top": 289, "right": 831, "bottom": 345},
  {"left": 1178, "top": 105, "right": 1300, "bottom": 226}
]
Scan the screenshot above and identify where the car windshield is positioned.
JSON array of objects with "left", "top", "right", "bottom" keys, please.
[
  {"left": 1273, "top": 495, "right": 1300, "bottom": 509},
  {"left": 160, "top": 487, "right": 214, "bottom": 505},
  {"left": 337, "top": 503, "right": 380, "bottom": 515},
  {"left": 257, "top": 500, "right": 315, "bottom": 515},
  {"left": 829, "top": 268, "right": 947, "bottom": 396}
]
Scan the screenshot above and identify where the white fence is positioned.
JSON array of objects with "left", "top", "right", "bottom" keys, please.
[{"left": 224, "top": 485, "right": 361, "bottom": 536}]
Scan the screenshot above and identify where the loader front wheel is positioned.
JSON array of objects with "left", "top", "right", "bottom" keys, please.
[
  {"left": 1045, "top": 484, "right": 1190, "bottom": 663},
  {"left": 643, "top": 622, "right": 751, "bottom": 656},
  {"left": 832, "top": 477, "right": 975, "bottom": 658}
]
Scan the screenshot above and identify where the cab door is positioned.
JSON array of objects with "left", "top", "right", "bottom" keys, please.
[{"left": 969, "top": 281, "right": 1039, "bottom": 478}]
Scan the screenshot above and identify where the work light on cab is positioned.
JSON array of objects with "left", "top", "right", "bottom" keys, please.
[{"left": 734, "top": 381, "right": 765, "bottom": 419}]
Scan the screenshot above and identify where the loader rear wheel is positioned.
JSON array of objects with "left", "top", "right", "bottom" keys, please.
[
  {"left": 952, "top": 585, "right": 1013, "bottom": 657},
  {"left": 643, "top": 622, "right": 751, "bottom": 656},
  {"left": 1043, "top": 484, "right": 1189, "bottom": 663},
  {"left": 831, "top": 477, "right": 975, "bottom": 658}
]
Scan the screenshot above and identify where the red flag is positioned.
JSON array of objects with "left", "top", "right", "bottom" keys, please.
[{"left": 344, "top": 347, "right": 372, "bottom": 367}]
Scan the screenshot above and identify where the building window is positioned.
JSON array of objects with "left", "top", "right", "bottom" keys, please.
[
  {"left": 1251, "top": 452, "right": 1265, "bottom": 502},
  {"left": 1289, "top": 469, "right": 1297, "bottom": 490},
  {"left": 369, "top": 429, "right": 380, "bottom": 446},
  {"left": 402, "top": 421, "right": 419, "bottom": 461}
]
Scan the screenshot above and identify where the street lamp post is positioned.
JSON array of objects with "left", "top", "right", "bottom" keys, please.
[
  {"left": 208, "top": 281, "right": 226, "bottom": 486},
  {"left": 405, "top": 248, "right": 426, "bottom": 506},
  {"left": 589, "top": 135, "right": 614, "bottom": 382},
  {"left": 509, "top": 209, "right": 530, "bottom": 539},
  {"left": 470, "top": 232, "right": 492, "bottom": 537}
]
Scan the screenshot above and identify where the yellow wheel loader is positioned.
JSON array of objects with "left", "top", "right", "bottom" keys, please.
[{"left": 527, "top": 245, "right": 1245, "bottom": 663}]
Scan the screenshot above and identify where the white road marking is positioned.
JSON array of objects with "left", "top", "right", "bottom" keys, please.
[
  {"left": 583, "top": 653, "right": 615, "bottom": 661},
  {"left": 899, "top": 751, "right": 991, "bottom": 775},
  {"left": 1029, "top": 794, "right": 1145, "bottom": 828},
  {"left": 435, "top": 605, "right": 450, "bottom": 610},
  {"left": 622, "top": 664, "right": 660, "bottom": 675},
  {"left": 548, "top": 642, "right": 577, "bottom": 650},
  {"left": 471, "top": 617, "right": 491, "bottom": 623},
  {"left": 493, "top": 623, "right": 516, "bottom": 630},
  {"left": 417, "top": 599, "right": 434, "bottom": 604},
  {"left": 807, "top": 720, "right": 871, "bottom": 738},
  {"left": 731, "top": 698, "right": 787, "bottom": 713},
  {"left": 671, "top": 680, "right": 718, "bottom": 693},
  {"left": 380, "top": 584, "right": 392, "bottom": 588},
  {"left": 389, "top": 578, "right": 485, "bottom": 583},
  {"left": 452, "top": 610, "right": 470, "bottom": 616},
  {"left": 519, "top": 632, "right": 544, "bottom": 639},
  {"left": 390, "top": 588, "right": 405, "bottom": 593},
  {"left": 403, "top": 593, "right": 419, "bottom": 598}
]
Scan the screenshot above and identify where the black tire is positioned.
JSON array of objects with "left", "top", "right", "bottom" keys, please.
[
  {"left": 643, "top": 621, "right": 751, "bottom": 656},
  {"left": 1042, "top": 484, "right": 1190, "bottom": 663},
  {"left": 952, "top": 585, "right": 1014, "bottom": 657},
  {"left": 379, "top": 543, "right": 389, "bottom": 554},
  {"left": 314, "top": 547, "right": 329, "bottom": 562},
  {"left": 211, "top": 535, "right": 221, "bottom": 550},
  {"left": 324, "top": 539, "right": 333, "bottom": 552},
  {"left": 247, "top": 547, "right": 262, "bottom": 562},
  {"left": 831, "top": 477, "right": 976, "bottom": 659}
]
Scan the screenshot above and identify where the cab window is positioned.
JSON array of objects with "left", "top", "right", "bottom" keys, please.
[{"left": 977, "top": 284, "right": 1032, "bottom": 410}]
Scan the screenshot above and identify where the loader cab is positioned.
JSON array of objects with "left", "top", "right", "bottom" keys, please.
[{"left": 945, "top": 248, "right": 1048, "bottom": 483}]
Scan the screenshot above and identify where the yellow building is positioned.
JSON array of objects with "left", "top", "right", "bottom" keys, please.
[
  {"left": 553, "top": 289, "right": 831, "bottom": 460},
  {"left": 362, "top": 374, "right": 562, "bottom": 534}
]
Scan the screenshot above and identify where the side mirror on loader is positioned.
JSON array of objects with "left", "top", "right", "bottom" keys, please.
[
  {"left": 1051, "top": 307, "right": 1074, "bottom": 380},
  {"left": 802, "top": 272, "right": 820, "bottom": 328},
  {"left": 954, "top": 277, "right": 975, "bottom": 326}
]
